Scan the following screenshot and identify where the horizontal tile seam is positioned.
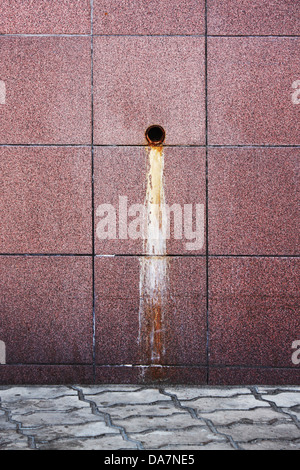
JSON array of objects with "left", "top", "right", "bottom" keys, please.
[
  {"left": 208, "top": 365, "right": 300, "bottom": 371},
  {"left": 0, "top": 254, "right": 299, "bottom": 258},
  {"left": 0, "top": 363, "right": 93, "bottom": 366},
  {"left": 0, "top": 363, "right": 298, "bottom": 370},
  {"left": 95, "top": 364, "right": 300, "bottom": 370},
  {"left": 0, "top": 144, "right": 299, "bottom": 148},
  {"left": 0, "top": 34, "right": 299, "bottom": 38}
]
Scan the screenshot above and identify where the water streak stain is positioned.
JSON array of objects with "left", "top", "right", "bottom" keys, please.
[{"left": 139, "top": 144, "right": 168, "bottom": 379}]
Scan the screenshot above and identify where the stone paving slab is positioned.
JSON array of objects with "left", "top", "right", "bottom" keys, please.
[
  {"left": 164, "top": 387, "right": 251, "bottom": 399},
  {"left": 37, "top": 434, "right": 139, "bottom": 451},
  {"left": 0, "top": 429, "right": 31, "bottom": 450},
  {"left": 193, "top": 407, "right": 288, "bottom": 426},
  {"left": 22, "top": 421, "right": 118, "bottom": 442},
  {"left": 163, "top": 442, "right": 234, "bottom": 451},
  {"left": 242, "top": 440, "right": 300, "bottom": 451},
  {"left": 0, "top": 385, "right": 299, "bottom": 450},
  {"left": 131, "top": 427, "right": 226, "bottom": 450}
]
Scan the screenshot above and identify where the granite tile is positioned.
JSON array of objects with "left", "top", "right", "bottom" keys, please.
[
  {"left": 207, "top": 0, "right": 300, "bottom": 36},
  {"left": 95, "top": 256, "right": 140, "bottom": 365},
  {"left": 0, "top": 0, "right": 91, "bottom": 34},
  {"left": 208, "top": 38, "right": 300, "bottom": 145},
  {"left": 0, "top": 365, "right": 94, "bottom": 385},
  {"left": 0, "top": 256, "right": 93, "bottom": 364},
  {"left": 94, "top": 256, "right": 207, "bottom": 367},
  {"left": 0, "top": 37, "right": 91, "bottom": 144},
  {"left": 0, "top": 147, "right": 92, "bottom": 254},
  {"left": 94, "top": 146, "right": 206, "bottom": 255},
  {"left": 93, "top": 36, "right": 205, "bottom": 145},
  {"left": 209, "top": 257, "right": 300, "bottom": 368},
  {"left": 209, "top": 367, "right": 300, "bottom": 386},
  {"left": 95, "top": 366, "right": 207, "bottom": 385},
  {"left": 208, "top": 147, "right": 299, "bottom": 255},
  {"left": 161, "top": 256, "right": 207, "bottom": 366},
  {"left": 93, "top": 0, "right": 205, "bottom": 35}
]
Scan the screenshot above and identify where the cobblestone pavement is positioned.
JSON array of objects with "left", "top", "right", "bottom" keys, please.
[{"left": 0, "top": 385, "right": 299, "bottom": 450}]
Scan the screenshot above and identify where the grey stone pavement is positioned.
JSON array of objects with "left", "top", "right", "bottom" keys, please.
[{"left": 0, "top": 385, "right": 299, "bottom": 450}]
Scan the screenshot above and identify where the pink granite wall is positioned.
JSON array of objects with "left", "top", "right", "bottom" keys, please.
[{"left": 0, "top": 0, "right": 299, "bottom": 384}]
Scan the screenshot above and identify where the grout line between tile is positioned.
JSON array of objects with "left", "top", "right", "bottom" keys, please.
[
  {"left": 0, "top": 253, "right": 94, "bottom": 257},
  {"left": 0, "top": 254, "right": 299, "bottom": 258},
  {"left": 0, "top": 34, "right": 299, "bottom": 38},
  {"left": 90, "top": 0, "right": 96, "bottom": 385},
  {"left": 1, "top": 363, "right": 298, "bottom": 371},
  {"left": 0, "top": 144, "right": 299, "bottom": 148},
  {"left": 205, "top": 0, "right": 210, "bottom": 386},
  {"left": 208, "top": 34, "right": 300, "bottom": 38}
]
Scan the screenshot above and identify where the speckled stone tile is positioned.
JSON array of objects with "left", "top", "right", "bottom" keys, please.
[
  {"left": 94, "top": 146, "right": 206, "bottom": 255},
  {"left": 0, "top": 37, "right": 91, "bottom": 144},
  {"left": 0, "top": 256, "right": 93, "bottom": 365},
  {"left": 209, "top": 368, "right": 300, "bottom": 386},
  {"left": 209, "top": 257, "right": 300, "bottom": 368},
  {"left": 0, "top": 0, "right": 91, "bottom": 34},
  {"left": 94, "top": 256, "right": 207, "bottom": 369},
  {"left": 93, "top": 0, "right": 205, "bottom": 35},
  {"left": 208, "top": 147, "right": 299, "bottom": 255},
  {"left": 1, "top": 1, "right": 299, "bottom": 390},
  {"left": 94, "top": 366, "right": 207, "bottom": 384},
  {"left": 208, "top": 37, "right": 300, "bottom": 145},
  {"left": 207, "top": 0, "right": 300, "bottom": 35},
  {"left": 93, "top": 36, "right": 205, "bottom": 145},
  {"left": 0, "top": 146, "right": 92, "bottom": 254},
  {"left": 0, "top": 365, "right": 93, "bottom": 385}
]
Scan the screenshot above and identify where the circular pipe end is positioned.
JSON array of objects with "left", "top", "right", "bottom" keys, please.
[{"left": 145, "top": 125, "right": 165, "bottom": 146}]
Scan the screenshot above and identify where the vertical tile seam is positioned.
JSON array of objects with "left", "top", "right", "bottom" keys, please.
[
  {"left": 205, "top": 0, "right": 210, "bottom": 384},
  {"left": 90, "top": 0, "right": 96, "bottom": 383}
]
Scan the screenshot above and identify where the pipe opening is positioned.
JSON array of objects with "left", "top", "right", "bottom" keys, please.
[{"left": 145, "top": 125, "right": 165, "bottom": 146}]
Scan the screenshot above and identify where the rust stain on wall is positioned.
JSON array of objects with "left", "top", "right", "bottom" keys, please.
[{"left": 139, "top": 143, "right": 168, "bottom": 379}]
